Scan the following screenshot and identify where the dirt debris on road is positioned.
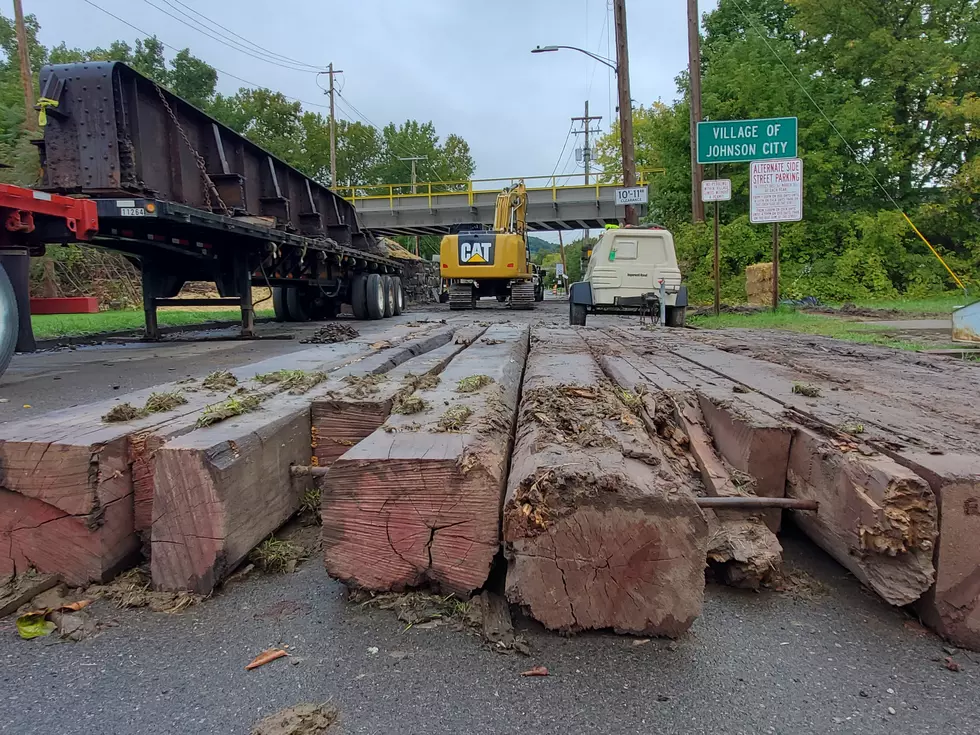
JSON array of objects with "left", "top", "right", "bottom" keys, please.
[{"left": 299, "top": 324, "right": 359, "bottom": 344}]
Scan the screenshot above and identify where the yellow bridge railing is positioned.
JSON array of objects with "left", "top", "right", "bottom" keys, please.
[{"left": 335, "top": 169, "right": 665, "bottom": 208}]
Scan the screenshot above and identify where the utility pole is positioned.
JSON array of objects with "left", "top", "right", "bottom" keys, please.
[
  {"left": 322, "top": 63, "right": 343, "bottom": 188},
  {"left": 687, "top": 0, "right": 705, "bottom": 223},
  {"left": 571, "top": 100, "right": 602, "bottom": 185},
  {"left": 399, "top": 156, "right": 428, "bottom": 256},
  {"left": 572, "top": 100, "right": 603, "bottom": 248},
  {"left": 13, "top": 0, "right": 36, "bottom": 132},
  {"left": 613, "top": 0, "right": 637, "bottom": 226},
  {"left": 398, "top": 156, "right": 428, "bottom": 194}
]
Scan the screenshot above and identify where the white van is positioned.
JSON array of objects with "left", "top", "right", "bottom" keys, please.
[{"left": 568, "top": 226, "right": 688, "bottom": 327}]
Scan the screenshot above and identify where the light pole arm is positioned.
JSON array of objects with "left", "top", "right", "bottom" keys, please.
[{"left": 533, "top": 45, "right": 618, "bottom": 72}]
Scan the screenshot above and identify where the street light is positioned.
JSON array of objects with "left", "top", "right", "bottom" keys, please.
[
  {"left": 531, "top": 4, "right": 638, "bottom": 227},
  {"left": 531, "top": 45, "right": 618, "bottom": 72}
]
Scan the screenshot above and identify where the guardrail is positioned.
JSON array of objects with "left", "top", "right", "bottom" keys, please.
[{"left": 335, "top": 169, "right": 666, "bottom": 208}]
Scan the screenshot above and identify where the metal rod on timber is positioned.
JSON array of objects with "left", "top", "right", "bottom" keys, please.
[
  {"left": 696, "top": 496, "right": 818, "bottom": 511},
  {"left": 291, "top": 465, "right": 331, "bottom": 478}
]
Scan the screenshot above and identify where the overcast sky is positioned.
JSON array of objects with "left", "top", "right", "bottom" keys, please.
[{"left": 32, "top": 0, "right": 716, "bottom": 188}]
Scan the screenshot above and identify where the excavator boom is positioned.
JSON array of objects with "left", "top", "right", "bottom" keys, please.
[{"left": 492, "top": 182, "right": 528, "bottom": 236}]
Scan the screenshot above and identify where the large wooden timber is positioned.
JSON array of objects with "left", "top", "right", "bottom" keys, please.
[
  {"left": 322, "top": 324, "right": 529, "bottom": 595},
  {"left": 150, "top": 326, "right": 454, "bottom": 594},
  {"left": 503, "top": 328, "right": 707, "bottom": 636},
  {"left": 589, "top": 337, "right": 781, "bottom": 590},
  {"left": 310, "top": 326, "right": 485, "bottom": 469},
  {"left": 655, "top": 334, "right": 945, "bottom": 610},
  {"left": 0, "top": 322, "right": 441, "bottom": 585}
]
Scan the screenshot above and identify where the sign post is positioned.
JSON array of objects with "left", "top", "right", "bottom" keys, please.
[
  {"left": 700, "top": 174, "right": 731, "bottom": 316},
  {"left": 749, "top": 157, "right": 803, "bottom": 310}
]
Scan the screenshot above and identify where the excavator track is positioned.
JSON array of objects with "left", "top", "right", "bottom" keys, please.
[
  {"left": 510, "top": 280, "right": 535, "bottom": 310},
  {"left": 449, "top": 282, "right": 476, "bottom": 310}
]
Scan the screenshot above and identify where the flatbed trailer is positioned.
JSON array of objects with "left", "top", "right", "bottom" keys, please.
[{"left": 0, "top": 60, "right": 405, "bottom": 375}]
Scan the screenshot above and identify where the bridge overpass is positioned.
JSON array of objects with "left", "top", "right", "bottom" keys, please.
[{"left": 337, "top": 171, "right": 662, "bottom": 237}]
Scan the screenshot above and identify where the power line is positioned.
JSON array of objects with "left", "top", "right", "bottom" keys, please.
[
  {"left": 550, "top": 122, "right": 575, "bottom": 178},
  {"left": 138, "top": 0, "right": 322, "bottom": 73},
  {"left": 335, "top": 90, "right": 442, "bottom": 181},
  {"left": 157, "top": 0, "right": 323, "bottom": 70},
  {"left": 727, "top": 0, "right": 965, "bottom": 290},
  {"left": 80, "top": 0, "right": 332, "bottom": 110}
]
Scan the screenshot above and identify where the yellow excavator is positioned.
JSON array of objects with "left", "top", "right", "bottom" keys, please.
[{"left": 439, "top": 181, "right": 544, "bottom": 310}]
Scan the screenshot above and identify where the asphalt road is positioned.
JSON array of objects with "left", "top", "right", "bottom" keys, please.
[
  {"left": 1, "top": 299, "right": 973, "bottom": 734},
  {"left": 0, "top": 531, "right": 974, "bottom": 735}
]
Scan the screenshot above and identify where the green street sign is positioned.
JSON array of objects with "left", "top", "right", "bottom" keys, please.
[{"left": 697, "top": 117, "right": 797, "bottom": 164}]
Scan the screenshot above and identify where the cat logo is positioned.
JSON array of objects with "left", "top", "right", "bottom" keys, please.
[{"left": 459, "top": 239, "right": 494, "bottom": 265}]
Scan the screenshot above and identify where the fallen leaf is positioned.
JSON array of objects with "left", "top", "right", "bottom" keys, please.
[
  {"left": 944, "top": 656, "right": 963, "bottom": 672},
  {"left": 58, "top": 600, "right": 92, "bottom": 612},
  {"left": 520, "top": 665, "right": 549, "bottom": 677},
  {"left": 245, "top": 648, "right": 289, "bottom": 670},
  {"left": 22, "top": 404, "right": 31, "bottom": 409},
  {"left": 632, "top": 638, "right": 651, "bottom": 646},
  {"left": 16, "top": 612, "right": 57, "bottom": 639},
  {"left": 565, "top": 388, "right": 595, "bottom": 399}
]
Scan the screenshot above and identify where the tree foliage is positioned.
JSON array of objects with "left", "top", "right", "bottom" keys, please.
[{"left": 596, "top": 0, "right": 979, "bottom": 301}]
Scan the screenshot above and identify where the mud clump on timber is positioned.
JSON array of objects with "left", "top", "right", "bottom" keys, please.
[
  {"left": 202, "top": 370, "right": 238, "bottom": 390},
  {"left": 300, "top": 323, "right": 359, "bottom": 344}
]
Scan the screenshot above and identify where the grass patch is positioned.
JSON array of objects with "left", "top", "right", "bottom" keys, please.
[
  {"left": 202, "top": 370, "right": 238, "bottom": 391},
  {"left": 617, "top": 388, "right": 646, "bottom": 415},
  {"left": 437, "top": 405, "right": 472, "bottom": 432},
  {"left": 102, "top": 391, "right": 187, "bottom": 422},
  {"left": 342, "top": 373, "right": 388, "bottom": 398},
  {"left": 300, "top": 487, "right": 321, "bottom": 523},
  {"left": 197, "top": 394, "right": 262, "bottom": 427},
  {"left": 144, "top": 391, "right": 188, "bottom": 413},
  {"left": 31, "top": 308, "right": 274, "bottom": 340},
  {"left": 254, "top": 369, "right": 327, "bottom": 394},
  {"left": 102, "top": 403, "right": 145, "bottom": 422},
  {"left": 791, "top": 383, "right": 821, "bottom": 398},
  {"left": 403, "top": 373, "right": 440, "bottom": 391},
  {"left": 689, "top": 308, "right": 929, "bottom": 350},
  {"left": 392, "top": 395, "right": 429, "bottom": 415},
  {"left": 249, "top": 537, "right": 305, "bottom": 574},
  {"left": 847, "top": 293, "right": 974, "bottom": 315},
  {"left": 456, "top": 375, "right": 494, "bottom": 393}
]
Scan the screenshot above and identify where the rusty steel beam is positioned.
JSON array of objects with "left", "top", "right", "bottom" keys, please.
[{"left": 35, "top": 61, "right": 382, "bottom": 256}]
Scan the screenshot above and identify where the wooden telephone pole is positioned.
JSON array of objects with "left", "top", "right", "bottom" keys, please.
[
  {"left": 613, "top": 0, "right": 638, "bottom": 226},
  {"left": 323, "top": 63, "right": 343, "bottom": 188},
  {"left": 13, "top": 0, "right": 36, "bottom": 132},
  {"left": 687, "top": 0, "right": 705, "bottom": 223}
]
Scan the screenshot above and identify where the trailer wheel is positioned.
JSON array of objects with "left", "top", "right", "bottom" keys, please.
[
  {"left": 665, "top": 306, "right": 686, "bottom": 328},
  {"left": 365, "top": 273, "right": 385, "bottom": 320},
  {"left": 351, "top": 274, "right": 369, "bottom": 320},
  {"left": 272, "top": 287, "right": 289, "bottom": 322},
  {"left": 392, "top": 277, "right": 404, "bottom": 315},
  {"left": 569, "top": 302, "right": 587, "bottom": 327},
  {"left": 286, "top": 287, "right": 311, "bottom": 321},
  {"left": 382, "top": 275, "right": 395, "bottom": 318},
  {"left": 0, "top": 263, "right": 18, "bottom": 378}
]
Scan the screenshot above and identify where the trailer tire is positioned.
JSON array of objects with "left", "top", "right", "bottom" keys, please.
[
  {"left": 286, "top": 287, "right": 311, "bottom": 321},
  {"left": 272, "top": 287, "right": 289, "bottom": 322},
  {"left": 366, "top": 273, "right": 385, "bottom": 320},
  {"left": 665, "top": 306, "right": 686, "bottom": 328},
  {"left": 569, "top": 302, "right": 587, "bottom": 327},
  {"left": 350, "top": 274, "right": 369, "bottom": 320},
  {"left": 382, "top": 275, "right": 395, "bottom": 318},
  {"left": 392, "top": 277, "right": 404, "bottom": 315},
  {"left": 0, "top": 263, "right": 18, "bottom": 379}
]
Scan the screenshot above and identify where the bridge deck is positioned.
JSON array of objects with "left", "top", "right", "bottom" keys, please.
[{"left": 338, "top": 173, "right": 659, "bottom": 236}]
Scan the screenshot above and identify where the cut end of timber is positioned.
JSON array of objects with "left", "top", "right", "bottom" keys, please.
[
  {"left": 505, "top": 468, "right": 707, "bottom": 636},
  {"left": 322, "top": 454, "right": 502, "bottom": 595}
]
